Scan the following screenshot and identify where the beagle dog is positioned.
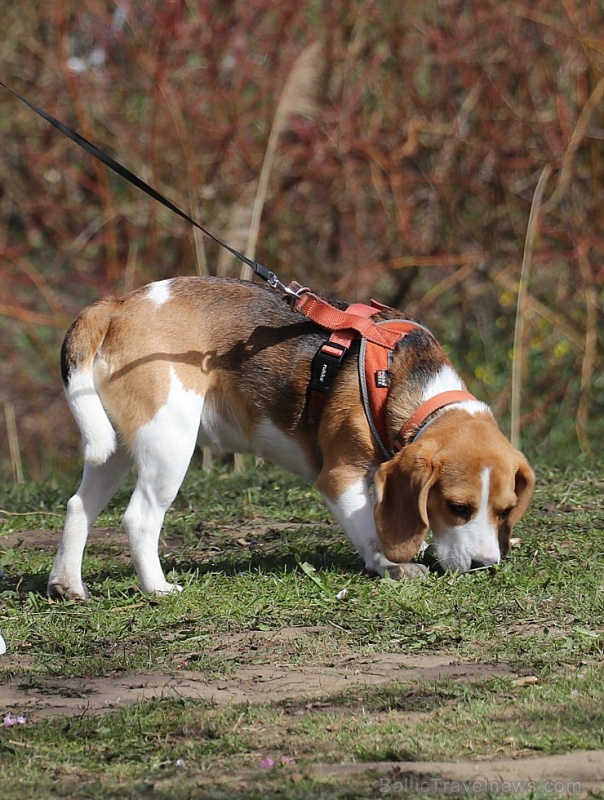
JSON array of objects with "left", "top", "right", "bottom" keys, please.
[{"left": 49, "top": 276, "right": 534, "bottom": 599}]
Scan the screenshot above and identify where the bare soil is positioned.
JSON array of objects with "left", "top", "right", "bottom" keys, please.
[
  {"left": 1, "top": 640, "right": 518, "bottom": 719},
  {"left": 308, "top": 752, "right": 604, "bottom": 796}
]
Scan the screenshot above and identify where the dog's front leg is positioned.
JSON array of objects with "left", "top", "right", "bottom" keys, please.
[{"left": 316, "top": 468, "right": 427, "bottom": 579}]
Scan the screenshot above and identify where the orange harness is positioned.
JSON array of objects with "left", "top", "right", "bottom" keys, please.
[{"left": 291, "top": 289, "right": 475, "bottom": 460}]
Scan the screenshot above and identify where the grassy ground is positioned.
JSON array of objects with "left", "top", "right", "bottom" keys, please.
[{"left": 0, "top": 457, "right": 602, "bottom": 798}]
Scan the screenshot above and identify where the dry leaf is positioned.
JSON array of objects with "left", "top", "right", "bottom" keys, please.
[{"left": 511, "top": 675, "right": 539, "bottom": 687}]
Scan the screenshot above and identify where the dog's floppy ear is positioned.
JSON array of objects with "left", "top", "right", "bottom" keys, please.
[
  {"left": 498, "top": 455, "right": 535, "bottom": 556},
  {"left": 373, "top": 440, "right": 439, "bottom": 563}
]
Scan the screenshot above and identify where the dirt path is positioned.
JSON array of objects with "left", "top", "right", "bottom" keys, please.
[
  {"left": 308, "top": 751, "right": 604, "bottom": 796},
  {"left": 2, "top": 647, "right": 517, "bottom": 718}
]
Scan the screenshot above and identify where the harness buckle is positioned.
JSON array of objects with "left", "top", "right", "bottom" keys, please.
[{"left": 308, "top": 341, "right": 348, "bottom": 395}]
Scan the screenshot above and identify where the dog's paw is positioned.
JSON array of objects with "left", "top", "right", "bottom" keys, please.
[
  {"left": 385, "top": 562, "right": 429, "bottom": 580},
  {"left": 47, "top": 578, "right": 90, "bottom": 601},
  {"left": 146, "top": 581, "right": 183, "bottom": 596}
]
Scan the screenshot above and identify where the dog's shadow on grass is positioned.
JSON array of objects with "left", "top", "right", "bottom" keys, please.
[
  {"left": 160, "top": 523, "right": 368, "bottom": 581},
  {"left": 165, "top": 545, "right": 364, "bottom": 580},
  {"left": 7, "top": 525, "right": 366, "bottom": 597},
  {"left": 4, "top": 547, "right": 365, "bottom": 599}
]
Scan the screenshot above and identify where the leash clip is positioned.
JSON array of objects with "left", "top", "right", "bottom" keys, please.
[{"left": 267, "top": 272, "right": 302, "bottom": 299}]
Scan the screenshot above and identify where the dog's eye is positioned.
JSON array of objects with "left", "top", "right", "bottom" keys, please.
[
  {"left": 447, "top": 501, "right": 471, "bottom": 518},
  {"left": 498, "top": 507, "right": 514, "bottom": 520}
]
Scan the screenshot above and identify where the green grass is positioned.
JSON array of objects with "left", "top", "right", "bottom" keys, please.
[{"left": 0, "top": 458, "right": 602, "bottom": 798}]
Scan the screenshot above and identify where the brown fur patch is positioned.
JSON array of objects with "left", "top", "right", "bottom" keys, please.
[{"left": 69, "top": 278, "right": 329, "bottom": 461}]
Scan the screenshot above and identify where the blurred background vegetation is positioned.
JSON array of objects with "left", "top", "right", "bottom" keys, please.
[{"left": 1, "top": 0, "right": 602, "bottom": 481}]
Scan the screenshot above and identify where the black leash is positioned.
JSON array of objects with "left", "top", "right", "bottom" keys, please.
[{"left": 1, "top": 81, "right": 296, "bottom": 296}]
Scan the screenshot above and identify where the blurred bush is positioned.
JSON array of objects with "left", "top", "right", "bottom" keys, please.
[{"left": 0, "top": 0, "right": 602, "bottom": 480}]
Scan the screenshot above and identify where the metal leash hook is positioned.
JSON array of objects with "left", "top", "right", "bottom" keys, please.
[
  {"left": 266, "top": 271, "right": 300, "bottom": 298},
  {"left": 280, "top": 279, "right": 312, "bottom": 309}
]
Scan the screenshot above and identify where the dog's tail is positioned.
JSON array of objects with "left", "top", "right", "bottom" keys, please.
[{"left": 61, "top": 297, "right": 118, "bottom": 465}]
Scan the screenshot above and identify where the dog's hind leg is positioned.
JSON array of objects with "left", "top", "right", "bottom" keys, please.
[
  {"left": 48, "top": 446, "right": 132, "bottom": 600},
  {"left": 122, "top": 382, "right": 203, "bottom": 595}
]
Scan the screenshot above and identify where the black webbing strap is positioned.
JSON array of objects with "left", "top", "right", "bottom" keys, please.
[{"left": 0, "top": 81, "right": 285, "bottom": 289}]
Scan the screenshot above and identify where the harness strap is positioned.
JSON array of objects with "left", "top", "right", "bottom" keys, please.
[
  {"left": 294, "top": 292, "right": 404, "bottom": 349},
  {"left": 306, "top": 303, "right": 382, "bottom": 425},
  {"left": 294, "top": 288, "right": 479, "bottom": 459},
  {"left": 393, "top": 390, "right": 477, "bottom": 451},
  {"left": 359, "top": 320, "right": 428, "bottom": 459}
]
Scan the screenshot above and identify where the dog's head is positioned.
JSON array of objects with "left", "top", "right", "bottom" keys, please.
[{"left": 373, "top": 410, "right": 534, "bottom": 572}]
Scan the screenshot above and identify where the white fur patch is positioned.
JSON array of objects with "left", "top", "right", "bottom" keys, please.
[
  {"left": 422, "top": 364, "right": 465, "bottom": 398},
  {"left": 422, "top": 365, "right": 491, "bottom": 417},
  {"left": 197, "top": 395, "right": 246, "bottom": 455},
  {"left": 197, "top": 402, "right": 315, "bottom": 481},
  {"left": 65, "top": 367, "right": 117, "bottom": 465},
  {"left": 146, "top": 279, "right": 172, "bottom": 307},
  {"left": 253, "top": 419, "right": 315, "bottom": 481},
  {"left": 135, "top": 367, "right": 203, "bottom": 453},
  {"left": 323, "top": 478, "right": 411, "bottom": 576},
  {"left": 325, "top": 478, "right": 380, "bottom": 568},
  {"left": 432, "top": 467, "right": 500, "bottom": 571}
]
